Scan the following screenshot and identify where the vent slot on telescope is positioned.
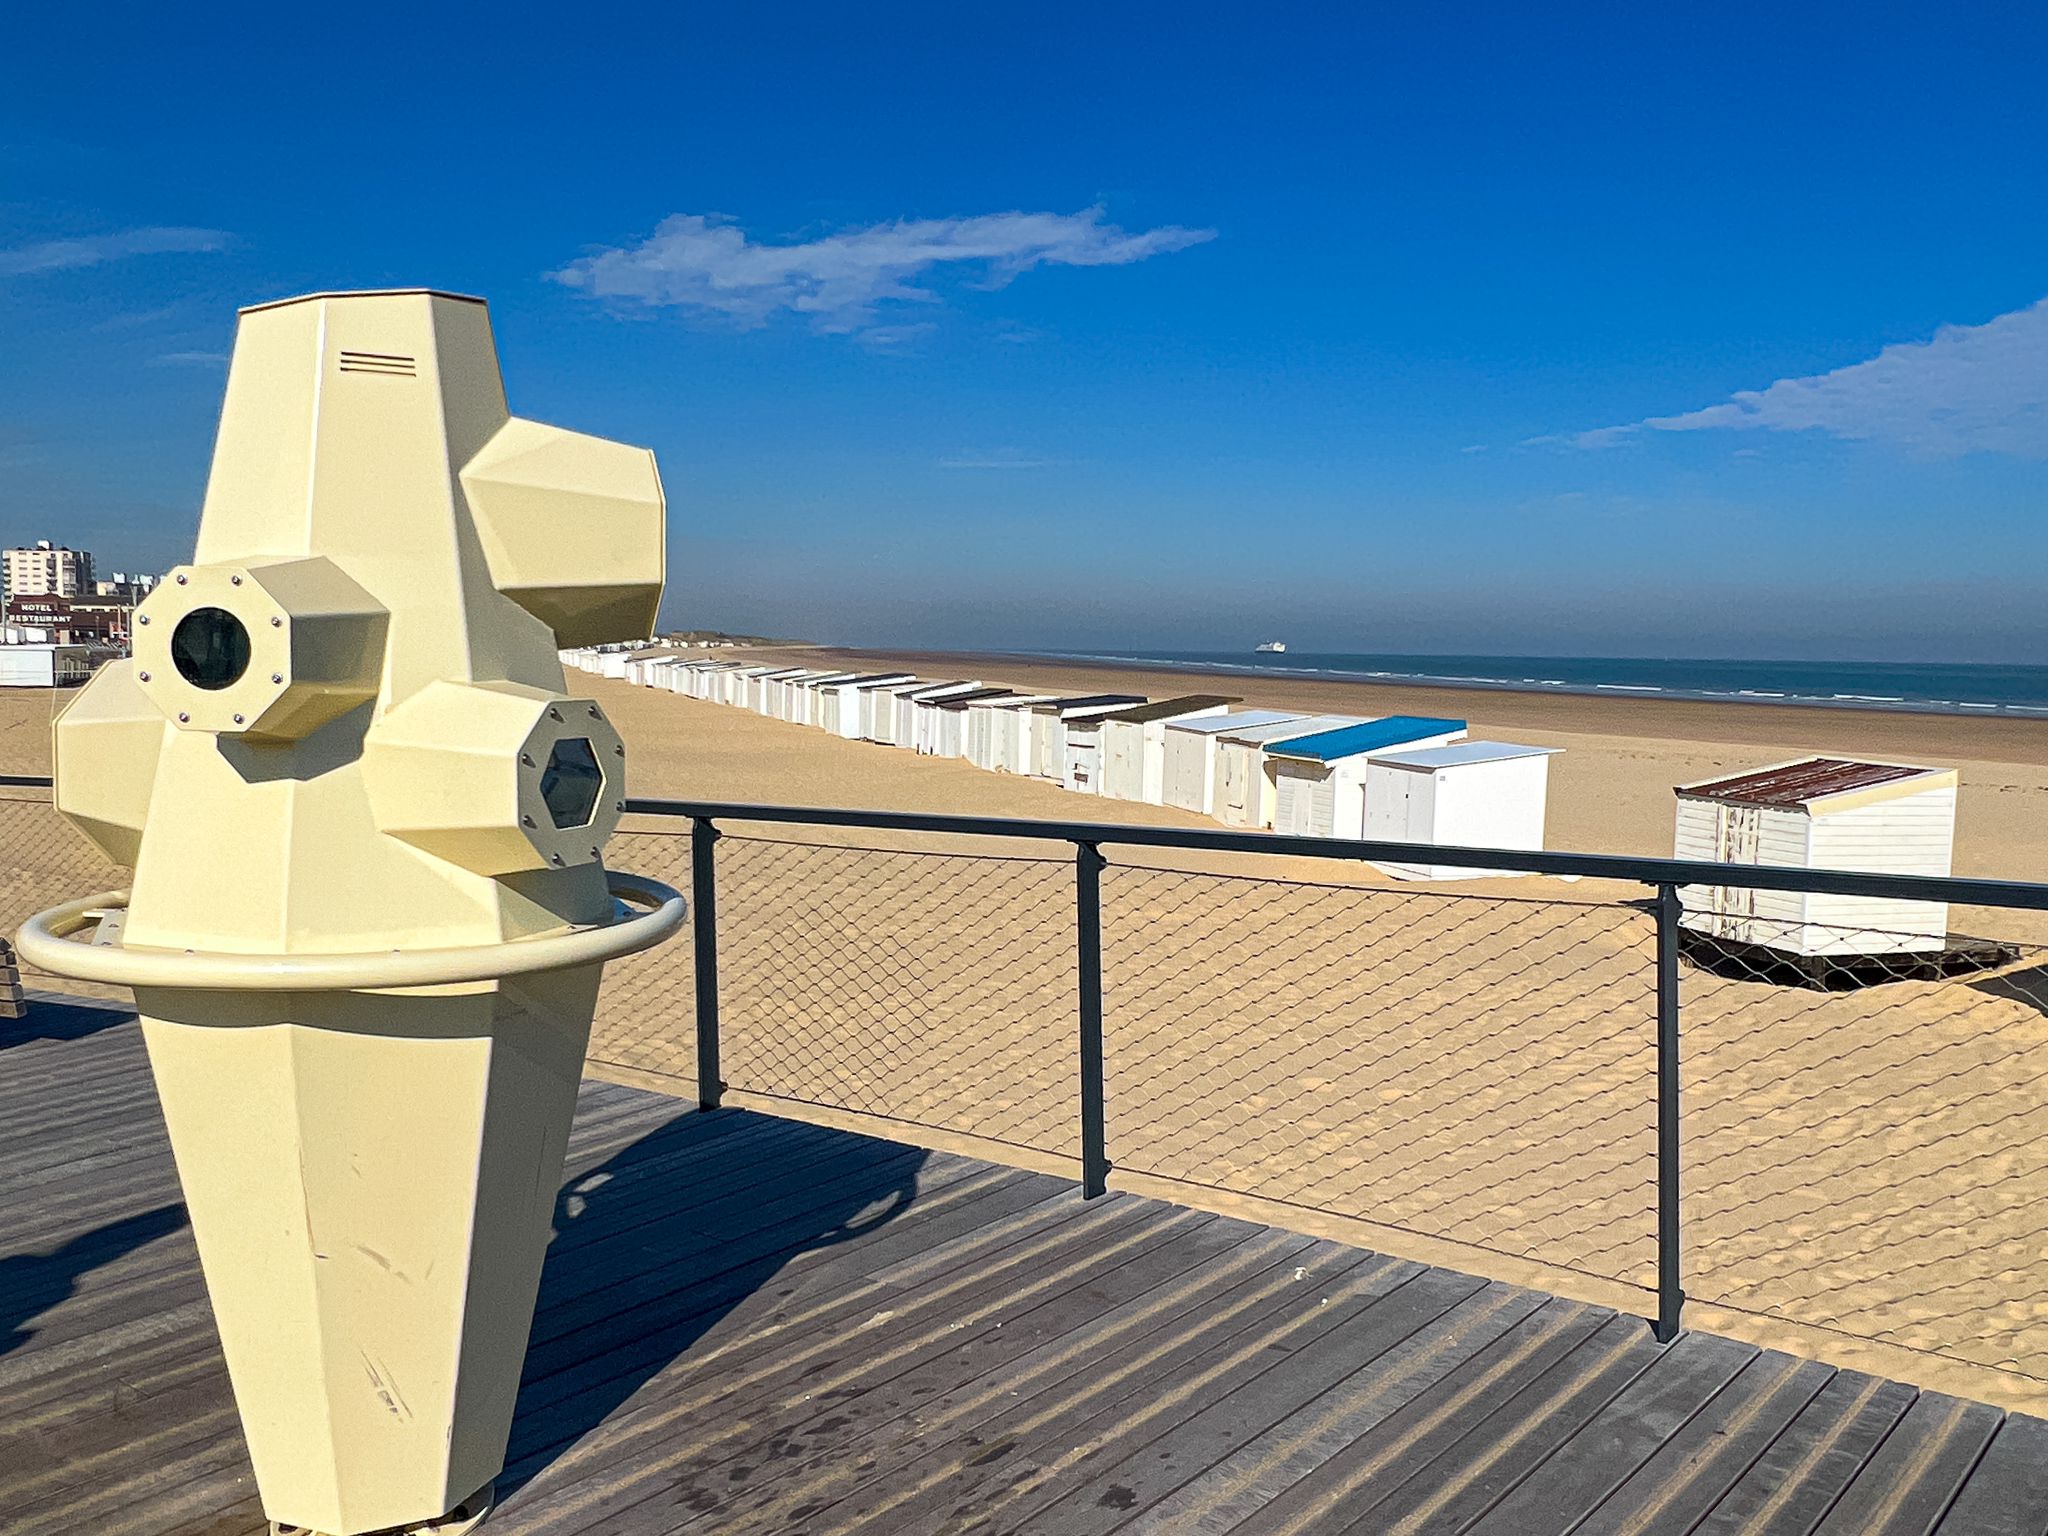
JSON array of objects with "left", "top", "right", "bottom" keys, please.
[{"left": 337, "top": 350, "right": 417, "bottom": 377}]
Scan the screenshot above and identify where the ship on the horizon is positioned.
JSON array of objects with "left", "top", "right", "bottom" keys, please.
[{"left": 1255, "top": 640, "right": 1287, "bottom": 653}]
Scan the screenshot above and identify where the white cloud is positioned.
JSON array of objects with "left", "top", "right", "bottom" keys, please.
[
  {"left": 553, "top": 207, "right": 1214, "bottom": 336},
  {"left": 1559, "top": 297, "right": 2048, "bottom": 459},
  {"left": 0, "top": 227, "right": 230, "bottom": 278}
]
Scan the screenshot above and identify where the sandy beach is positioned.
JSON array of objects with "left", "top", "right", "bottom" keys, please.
[{"left": 6, "top": 664, "right": 2048, "bottom": 1414}]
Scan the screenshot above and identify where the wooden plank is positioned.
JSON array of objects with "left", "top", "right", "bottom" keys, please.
[
  {"left": 1123, "top": 1284, "right": 1557, "bottom": 1536},
  {"left": 500, "top": 1205, "right": 1281, "bottom": 1533},
  {"left": 1811, "top": 1391, "right": 2005, "bottom": 1536},
  {"left": 1568, "top": 1352, "right": 1837, "bottom": 1536},
  {"left": 1322, "top": 1313, "right": 1666, "bottom": 1536},
  {"left": 1222, "top": 1300, "right": 1619, "bottom": 1536},
  {"left": 1460, "top": 1331, "right": 1760, "bottom": 1534},
  {"left": 1689, "top": 1370, "right": 1921, "bottom": 1535},
  {"left": 995, "top": 1264, "right": 1492, "bottom": 1535},
  {"left": 737, "top": 1248, "right": 1424, "bottom": 1536},
  {"left": 1931, "top": 1413, "right": 2048, "bottom": 1535}
]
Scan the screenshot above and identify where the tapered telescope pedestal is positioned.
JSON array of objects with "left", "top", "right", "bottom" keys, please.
[
  {"left": 17, "top": 882, "right": 684, "bottom": 1535},
  {"left": 142, "top": 977, "right": 590, "bottom": 1535}
]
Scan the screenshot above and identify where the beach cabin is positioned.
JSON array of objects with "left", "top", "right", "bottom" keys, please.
[
  {"left": 970, "top": 695, "right": 1059, "bottom": 771},
  {"left": 1673, "top": 757, "right": 1958, "bottom": 956},
  {"left": 1362, "top": 741, "right": 1561, "bottom": 877},
  {"left": 1267, "top": 717, "right": 1468, "bottom": 838},
  {"left": 1162, "top": 710, "right": 1313, "bottom": 816},
  {"left": 918, "top": 687, "right": 1004, "bottom": 753},
  {"left": 880, "top": 681, "right": 975, "bottom": 745},
  {"left": 716, "top": 665, "right": 774, "bottom": 705},
  {"left": 746, "top": 667, "right": 805, "bottom": 713},
  {"left": 819, "top": 673, "right": 915, "bottom": 738},
  {"left": 1215, "top": 716, "right": 1364, "bottom": 828},
  {"left": 861, "top": 679, "right": 929, "bottom": 741},
  {"left": 765, "top": 669, "right": 823, "bottom": 718},
  {"left": 934, "top": 689, "right": 1014, "bottom": 757},
  {"left": 676, "top": 661, "right": 734, "bottom": 698},
  {"left": 1098, "top": 697, "right": 1242, "bottom": 804},
  {"left": 1028, "top": 696, "right": 1147, "bottom": 781},
  {"left": 791, "top": 672, "right": 858, "bottom": 726}
]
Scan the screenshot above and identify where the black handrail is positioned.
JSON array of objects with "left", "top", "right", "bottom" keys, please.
[
  {"left": 11, "top": 772, "right": 2043, "bottom": 907},
  {"left": 619, "top": 796, "right": 2048, "bottom": 910}
]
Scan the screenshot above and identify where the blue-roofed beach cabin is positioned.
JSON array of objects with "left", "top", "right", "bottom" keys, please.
[{"left": 1267, "top": 716, "right": 1468, "bottom": 837}]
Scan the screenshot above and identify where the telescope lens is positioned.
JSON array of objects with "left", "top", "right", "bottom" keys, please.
[
  {"left": 541, "top": 737, "right": 603, "bottom": 829},
  {"left": 170, "top": 607, "right": 252, "bottom": 691}
]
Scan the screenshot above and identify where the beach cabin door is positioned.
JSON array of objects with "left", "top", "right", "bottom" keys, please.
[
  {"left": 1219, "top": 746, "right": 1256, "bottom": 826},
  {"left": 1711, "top": 803, "right": 1762, "bottom": 925},
  {"left": 1274, "top": 765, "right": 1323, "bottom": 837}
]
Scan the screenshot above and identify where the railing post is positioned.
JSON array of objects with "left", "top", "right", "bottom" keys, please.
[
  {"left": 1654, "top": 881, "right": 1684, "bottom": 1342},
  {"left": 1075, "top": 840, "right": 1109, "bottom": 1199},
  {"left": 691, "top": 816, "right": 724, "bottom": 1111}
]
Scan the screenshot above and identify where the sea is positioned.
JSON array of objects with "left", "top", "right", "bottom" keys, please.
[{"left": 1020, "top": 651, "right": 2048, "bottom": 719}]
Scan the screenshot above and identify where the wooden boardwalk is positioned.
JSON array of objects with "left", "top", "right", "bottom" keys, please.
[{"left": 3, "top": 1001, "right": 2045, "bottom": 1535}]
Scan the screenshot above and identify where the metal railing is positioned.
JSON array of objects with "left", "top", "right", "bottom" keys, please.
[
  {"left": 10, "top": 774, "right": 2048, "bottom": 1406},
  {"left": 630, "top": 797, "right": 2048, "bottom": 1353}
]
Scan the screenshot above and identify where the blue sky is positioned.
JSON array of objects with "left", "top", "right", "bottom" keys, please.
[{"left": 3, "top": 5, "right": 2043, "bottom": 660}]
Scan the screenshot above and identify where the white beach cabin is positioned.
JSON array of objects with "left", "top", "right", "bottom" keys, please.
[
  {"left": 1214, "top": 715, "right": 1364, "bottom": 828},
  {"left": 882, "top": 681, "right": 977, "bottom": 745},
  {"left": 1267, "top": 717, "right": 1468, "bottom": 838},
  {"left": 936, "top": 689, "right": 1016, "bottom": 758},
  {"left": 970, "top": 695, "right": 1059, "bottom": 771},
  {"left": 819, "top": 673, "right": 915, "bottom": 738},
  {"left": 1097, "top": 697, "right": 1242, "bottom": 804},
  {"left": 1673, "top": 757, "right": 1958, "bottom": 956},
  {"left": 746, "top": 667, "right": 805, "bottom": 713},
  {"left": 918, "top": 687, "right": 1002, "bottom": 753},
  {"left": 862, "top": 679, "right": 933, "bottom": 741},
  {"left": 792, "top": 672, "right": 858, "bottom": 726},
  {"left": 1162, "top": 710, "right": 1313, "bottom": 816},
  {"left": 1362, "top": 741, "right": 1561, "bottom": 878},
  {"left": 716, "top": 664, "right": 774, "bottom": 705},
  {"left": 1028, "top": 696, "right": 1148, "bottom": 781}
]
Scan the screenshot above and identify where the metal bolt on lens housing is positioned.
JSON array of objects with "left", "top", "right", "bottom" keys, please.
[{"left": 139, "top": 672, "right": 151, "bottom": 682}]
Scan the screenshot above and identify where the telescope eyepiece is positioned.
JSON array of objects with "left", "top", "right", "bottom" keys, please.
[{"left": 170, "top": 607, "right": 253, "bottom": 691}]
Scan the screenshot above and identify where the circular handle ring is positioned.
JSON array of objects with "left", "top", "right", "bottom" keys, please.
[{"left": 14, "top": 874, "right": 684, "bottom": 992}]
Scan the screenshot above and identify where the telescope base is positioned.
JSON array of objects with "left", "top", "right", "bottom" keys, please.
[{"left": 272, "top": 1481, "right": 496, "bottom": 1536}]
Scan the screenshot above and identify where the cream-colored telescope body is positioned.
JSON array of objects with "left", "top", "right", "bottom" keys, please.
[{"left": 20, "top": 290, "right": 683, "bottom": 1536}]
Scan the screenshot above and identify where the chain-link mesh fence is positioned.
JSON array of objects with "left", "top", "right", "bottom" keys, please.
[
  {"left": 1677, "top": 907, "right": 2048, "bottom": 1396},
  {"left": 1102, "top": 866, "right": 1662, "bottom": 1302},
  {"left": 596, "top": 828, "right": 1081, "bottom": 1157},
  {"left": 0, "top": 789, "right": 126, "bottom": 999}
]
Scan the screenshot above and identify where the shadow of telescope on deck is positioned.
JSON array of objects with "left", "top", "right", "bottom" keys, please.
[
  {"left": 0, "top": 1204, "right": 189, "bottom": 1357},
  {"left": 501, "top": 1105, "right": 927, "bottom": 1498}
]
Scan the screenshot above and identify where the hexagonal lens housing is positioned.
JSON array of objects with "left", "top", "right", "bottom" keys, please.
[{"left": 540, "top": 737, "right": 603, "bottom": 829}]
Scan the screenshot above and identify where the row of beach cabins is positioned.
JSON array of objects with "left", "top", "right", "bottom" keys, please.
[
  {"left": 568, "top": 648, "right": 1972, "bottom": 965},
  {"left": 566, "top": 648, "right": 1560, "bottom": 880}
]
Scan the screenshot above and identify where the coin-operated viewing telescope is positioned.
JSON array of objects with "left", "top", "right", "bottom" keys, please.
[{"left": 18, "top": 290, "right": 685, "bottom": 1536}]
